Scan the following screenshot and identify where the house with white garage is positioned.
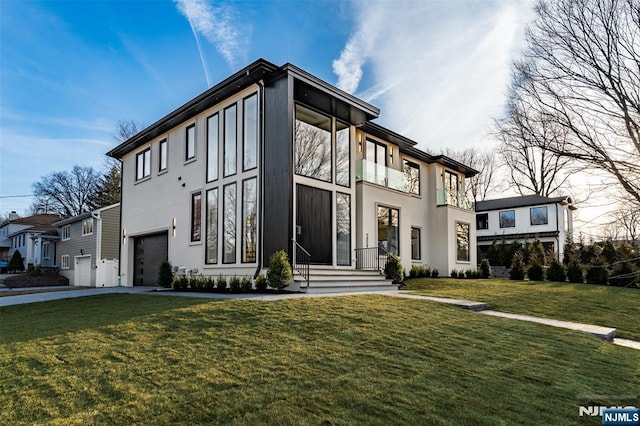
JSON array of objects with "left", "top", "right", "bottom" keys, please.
[
  {"left": 53, "top": 204, "right": 120, "bottom": 286},
  {"left": 107, "top": 59, "right": 478, "bottom": 291},
  {"left": 475, "top": 194, "right": 576, "bottom": 261}
]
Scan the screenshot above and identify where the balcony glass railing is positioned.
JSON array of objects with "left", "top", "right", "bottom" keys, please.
[
  {"left": 437, "top": 188, "right": 474, "bottom": 211},
  {"left": 356, "top": 159, "right": 416, "bottom": 193}
]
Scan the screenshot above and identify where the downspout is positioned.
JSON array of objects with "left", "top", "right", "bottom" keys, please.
[
  {"left": 249, "top": 72, "right": 265, "bottom": 279},
  {"left": 555, "top": 203, "right": 560, "bottom": 261},
  {"left": 116, "top": 158, "right": 124, "bottom": 286},
  {"left": 92, "top": 210, "right": 102, "bottom": 287}
]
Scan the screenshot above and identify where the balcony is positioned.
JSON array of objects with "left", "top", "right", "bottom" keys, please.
[
  {"left": 437, "top": 188, "right": 474, "bottom": 211},
  {"left": 356, "top": 159, "right": 418, "bottom": 194}
]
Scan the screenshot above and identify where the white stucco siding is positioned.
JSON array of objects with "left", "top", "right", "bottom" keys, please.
[
  {"left": 119, "top": 86, "right": 260, "bottom": 286},
  {"left": 477, "top": 203, "right": 560, "bottom": 238}
]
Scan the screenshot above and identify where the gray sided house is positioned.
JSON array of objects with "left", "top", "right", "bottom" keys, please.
[
  {"left": 0, "top": 214, "right": 62, "bottom": 269},
  {"left": 54, "top": 204, "right": 121, "bottom": 286},
  {"left": 108, "top": 59, "right": 478, "bottom": 292}
]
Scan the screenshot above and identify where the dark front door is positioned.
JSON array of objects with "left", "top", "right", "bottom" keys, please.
[
  {"left": 296, "top": 184, "right": 332, "bottom": 264},
  {"left": 134, "top": 232, "right": 168, "bottom": 286}
]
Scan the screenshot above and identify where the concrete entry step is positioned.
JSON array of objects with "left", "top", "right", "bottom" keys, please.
[
  {"left": 478, "top": 310, "right": 617, "bottom": 342},
  {"left": 392, "top": 293, "right": 488, "bottom": 311}
]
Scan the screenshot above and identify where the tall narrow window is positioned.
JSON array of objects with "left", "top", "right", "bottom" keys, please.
[
  {"left": 224, "top": 105, "right": 237, "bottom": 177},
  {"left": 403, "top": 160, "right": 420, "bottom": 195},
  {"left": 336, "top": 193, "right": 351, "bottom": 265},
  {"left": 185, "top": 124, "right": 196, "bottom": 161},
  {"left": 62, "top": 225, "right": 71, "bottom": 241},
  {"left": 61, "top": 255, "right": 70, "bottom": 269},
  {"left": 336, "top": 121, "right": 350, "bottom": 187},
  {"left": 243, "top": 94, "right": 258, "bottom": 171},
  {"left": 242, "top": 178, "right": 257, "bottom": 263},
  {"left": 411, "top": 227, "right": 421, "bottom": 260},
  {"left": 159, "top": 139, "right": 167, "bottom": 172},
  {"left": 223, "top": 183, "right": 236, "bottom": 263},
  {"left": 43, "top": 242, "right": 50, "bottom": 259},
  {"left": 206, "top": 188, "right": 218, "bottom": 264},
  {"left": 445, "top": 170, "right": 459, "bottom": 200},
  {"left": 207, "top": 113, "right": 219, "bottom": 182},
  {"left": 191, "top": 192, "right": 202, "bottom": 242},
  {"left": 136, "top": 148, "right": 151, "bottom": 181},
  {"left": 456, "top": 222, "right": 470, "bottom": 262},
  {"left": 294, "top": 104, "right": 332, "bottom": 182},
  {"left": 377, "top": 206, "right": 399, "bottom": 255}
]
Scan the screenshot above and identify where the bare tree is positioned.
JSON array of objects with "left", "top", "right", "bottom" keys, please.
[
  {"left": 442, "top": 147, "right": 499, "bottom": 201},
  {"left": 294, "top": 121, "right": 332, "bottom": 181},
  {"left": 505, "top": 0, "right": 640, "bottom": 207},
  {"left": 614, "top": 204, "right": 640, "bottom": 242},
  {"left": 495, "top": 95, "right": 573, "bottom": 196},
  {"left": 114, "top": 119, "right": 144, "bottom": 142},
  {"left": 95, "top": 158, "right": 122, "bottom": 207},
  {"left": 31, "top": 166, "right": 101, "bottom": 216}
]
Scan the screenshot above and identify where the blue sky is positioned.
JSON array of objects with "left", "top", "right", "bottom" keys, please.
[{"left": 0, "top": 0, "right": 534, "bottom": 215}]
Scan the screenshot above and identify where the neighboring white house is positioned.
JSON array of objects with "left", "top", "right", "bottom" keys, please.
[
  {"left": 0, "top": 214, "right": 62, "bottom": 269},
  {"left": 107, "top": 59, "right": 478, "bottom": 291},
  {"left": 53, "top": 204, "right": 121, "bottom": 286},
  {"left": 475, "top": 195, "right": 576, "bottom": 261}
]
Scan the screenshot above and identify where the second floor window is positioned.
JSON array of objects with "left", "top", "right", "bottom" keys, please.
[
  {"left": 136, "top": 148, "right": 151, "bottom": 181},
  {"left": 62, "top": 225, "right": 71, "bottom": 240},
  {"left": 82, "top": 218, "right": 94, "bottom": 236},
  {"left": 530, "top": 206, "right": 548, "bottom": 225},
  {"left": 476, "top": 213, "right": 488, "bottom": 230},
  {"left": 403, "top": 160, "right": 420, "bottom": 195},
  {"left": 499, "top": 210, "right": 515, "bottom": 228},
  {"left": 159, "top": 139, "right": 168, "bottom": 172},
  {"left": 185, "top": 124, "right": 196, "bottom": 161},
  {"left": 295, "top": 105, "right": 332, "bottom": 182}
]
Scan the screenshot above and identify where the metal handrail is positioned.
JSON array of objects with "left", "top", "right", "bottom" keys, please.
[
  {"left": 291, "top": 239, "right": 310, "bottom": 288},
  {"left": 355, "top": 245, "right": 391, "bottom": 272}
]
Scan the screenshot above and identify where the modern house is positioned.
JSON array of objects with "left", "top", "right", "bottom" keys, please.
[
  {"left": 0, "top": 213, "right": 62, "bottom": 269},
  {"left": 475, "top": 194, "right": 576, "bottom": 261},
  {"left": 107, "top": 59, "right": 478, "bottom": 291},
  {"left": 53, "top": 204, "right": 121, "bottom": 286}
]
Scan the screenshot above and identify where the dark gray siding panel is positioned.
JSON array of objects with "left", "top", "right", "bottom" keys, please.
[
  {"left": 100, "top": 205, "right": 120, "bottom": 259},
  {"left": 262, "top": 74, "right": 293, "bottom": 264}
]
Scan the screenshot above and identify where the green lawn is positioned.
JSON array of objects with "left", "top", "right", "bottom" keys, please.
[
  {"left": 0, "top": 294, "right": 638, "bottom": 425},
  {"left": 404, "top": 278, "right": 640, "bottom": 341}
]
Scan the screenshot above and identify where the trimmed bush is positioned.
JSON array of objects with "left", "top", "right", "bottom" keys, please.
[
  {"left": 27, "top": 264, "right": 42, "bottom": 277},
  {"left": 229, "top": 275, "right": 241, "bottom": 292},
  {"left": 241, "top": 276, "right": 253, "bottom": 291},
  {"left": 431, "top": 268, "right": 439, "bottom": 278},
  {"left": 480, "top": 259, "right": 491, "bottom": 278},
  {"left": 450, "top": 269, "right": 458, "bottom": 279},
  {"left": 509, "top": 250, "right": 526, "bottom": 281},
  {"left": 255, "top": 274, "right": 268, "bottom": 291},
  {"left": 204, "top": 276, "right": 215, "bottom": 290},
  {"left": 216, "top": 275, "right": 227, "bottom": 291},
  {"left": 465, "top": 269, "right": 474, "bottom": 279},
  {"left": 566, "top": 262, "right": 584, "bottom": 283},
  {"left": 157, "top": 260, "right": 173, "bottom": 288},
  {"left": 384, "top": 255, "right": 404, "bottom": 284},
  {"left": 8, "top": 250, "right": 25, "bottom": 272},
  {"left": 172, "top": 275, "right": 189, "bottom": 290},
  {"left": 409, "top": 265, "right": 419, "bottom": 279},
  {"left": 546, "top": 259, "right": 566, "bottom": 283},
  {"left": 267, "top": 250, "right": 293, "bottom": 290},
  {"left": 527, "top": 263, "right": 545, "bottom": 281},
  {"left": 585, "top": 259, "right": 609, "bottom": 285}
]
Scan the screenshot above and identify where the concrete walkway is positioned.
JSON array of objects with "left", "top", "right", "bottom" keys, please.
[{"left": 0, "top": 286, "right": 637, "bottom": 350}]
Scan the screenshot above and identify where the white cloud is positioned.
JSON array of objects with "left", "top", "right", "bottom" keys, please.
[
  {"left": 175, "top": 0, "right": 250, "bottom": 77},
  {"left": 335, "top": 1, "right": 534, "bottom": 152}
]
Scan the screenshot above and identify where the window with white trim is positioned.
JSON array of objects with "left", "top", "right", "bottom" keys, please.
[
  {"left": 82, "top": 218, "right": 94, "bottom": 236},
  {"left": 61, "top": 255, "right": 70, "bottom": 269},
  {"left": 62, "top": 225, "right": 71, "bottom": 240},
  {"left": 43, "top": 242, "right": 50, "bottom": 259}
]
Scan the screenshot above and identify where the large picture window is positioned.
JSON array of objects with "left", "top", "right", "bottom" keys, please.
[
  {"left": 243, "top": 94, "right": 258, "bottom": 171},
  {"left": 335, "top": 121, "right": 350, "bottom": 187},
  {"left": 456, "top": 222, "right": 470, "bottom": 262},
  {"left": 224, "top": 105, "right": 237, "bottom": 177},
  {"left": 191, "top": 192, "right": 202, "bottom": 242},
  {"left": 294, "top": 104, "right": 332, "bottom": 182},
  {"left": 223, "top": 183, "right": 236, "bottom": 263},
  {"left": 499, "top": 210, "right": 516, "bottom": 228},
  {"left": 530, "top": 206, "right": 548, "bottom": 226},
  {"left": 336, "top": 193, "right": 351, "bottom": 265},
  {"left": 185, "top": 124, "right": 196, "bottom": 161},
  {"left": 242, "top": 178, "right": 257, "bottom": 263},
  {"left": 136, "top": 148, "right": 151, "bottom": 181},
  {"left": 205, "top": 188, "right": 218, "bottom": 264},
  {"left": 377, "top": 206, "right": 399, "bottom": 255}
]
